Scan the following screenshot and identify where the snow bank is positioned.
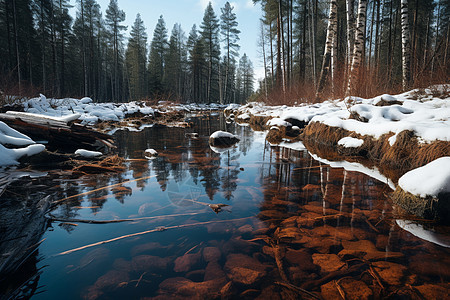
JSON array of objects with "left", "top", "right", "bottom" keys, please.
[
  {"left": 398, "top": 157, "right": 450, "bottom": 198},
  {"left": 75, "top": 149, "right": 103, "bottom": 158},
  {"left": 15, "top": 94, "right": 227, "bottom": 126},
  {"left": 229, "top": 86, "right": 450, "bottom": 144},
  {"left": 210, "top": 131, "right": 237, "bottom": 139},
  {"left": 338, "top": 137, "right": 364, "bottom": 148}
]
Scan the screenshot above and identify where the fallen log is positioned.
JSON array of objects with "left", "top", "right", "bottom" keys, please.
[{"left": 0, "top": 112, "right": 115, "bottom": 153}]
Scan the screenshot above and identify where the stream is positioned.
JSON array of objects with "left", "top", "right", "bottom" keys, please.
[{"left": 1, "top": 113, "right": 449, "bottom": 299}]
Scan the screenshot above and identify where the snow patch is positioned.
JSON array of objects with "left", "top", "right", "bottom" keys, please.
[
  {"left": 398, "top": 157, "right": 450, "bottom": 198},
  {"left": 338, "top": 137, "right": 364, "bottom": 148},
  {"left": 75, "top": 149, "right": 103, "bottom": 158}
]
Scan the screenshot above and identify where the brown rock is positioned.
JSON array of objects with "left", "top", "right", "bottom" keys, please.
[
  {"left": 132, "top": 255, "right": 171, "bottom": 273},
  {"left": 285, "top": 248, "right": 316, "bottom": 271},
  {"left": 312, "top": 253, "right": 345, "bottom": 274},
  {"left": 321, "top": 278, "right": 373, "bottom": 300},
  {"left": 339, "top": 240, "right": 403, "bottom": 261},
  {"left": 415, "top": 284, "right": 450, "bottom": 299},
  {"left": 372, "top": 261, "right": 407, "bottom": 286},
  {"left": 280, "top": 216, "right": 298, "bottom": 228},
  {"left": 297, "top": 212, "right": 322, "bottom": 227},
  {"left": 174, "top": 252, "right": 202, "bottom": 273},
  {"left": 204, "top": 261, "right": 226, "bottom": 281},
  {"left": 303, "top": 204, "right": 340, "bottom": 215},
  {"left": 258, "top": 209, "right": 286, "bottom": 220},
  {"left": 304, "top": 237, "right": 342, "bottom": 253},
  {"left": 237, "top": 224, "right": 254, "bottom": 234},
  {"left": 203, "top": 247, "right": 221, "bottom": 262},
  {"left": 255, "top": 285, "right": 282, "bottom": 300},
  {"left": 158, "top": 276, "right": 227, "bottom": 298},
  {"left": 409, "top": 254, "right": 450, "bottom": 279},
  {"left": 224, "top": 254, "right": 267, "bottom": 285}
]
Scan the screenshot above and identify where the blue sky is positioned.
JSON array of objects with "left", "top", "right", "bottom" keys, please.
[{"left": 70, "top": 0, "right": 264, "bottom": 82}]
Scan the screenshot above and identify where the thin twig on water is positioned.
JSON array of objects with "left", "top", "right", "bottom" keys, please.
[{"left": 54, "top": 216, "right": 254, "bottom": 256}]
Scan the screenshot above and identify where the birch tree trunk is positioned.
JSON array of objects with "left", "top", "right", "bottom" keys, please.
[
  {"left": 316, "top": 0, "right": 338, "bottom": 98},
  {"left": 346, "top": 0, "right": 354, "bottom": 80},
  {"left": 347, "top": 0, "right": 368, "bottom": 96},
  {"left": 401, "top": 0, "right": 411, "bottom": 90}
]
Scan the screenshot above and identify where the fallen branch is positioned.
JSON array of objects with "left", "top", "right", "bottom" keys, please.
[
  {"left": 54, "top": 216, "right": 253, "bottom": 256},
  {"left": 48, "top": 211, "right": 205, "bottom": 224}
]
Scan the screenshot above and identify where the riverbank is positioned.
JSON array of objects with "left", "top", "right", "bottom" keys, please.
[{"left": 226, "top": 85, "right": 450, "bottom": 222}]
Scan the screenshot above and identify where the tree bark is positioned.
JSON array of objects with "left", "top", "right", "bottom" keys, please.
[
  {"left": 401, "top": 0, "right": 411, "bottom": 90},
  {"left": 347, "top": 0, "right": 368, "bottom": 96},
  {"left": 316, "top": 0, "right": 338, "bottom": 98}
]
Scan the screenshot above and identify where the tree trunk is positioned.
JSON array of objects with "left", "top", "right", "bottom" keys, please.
[
  {"left": 12, "top": 0, "right": 21, "bottom": 95},
  {"left": 347, "top": 0, "right": 368, "bottom": 96},
  {"left": 346, "top": 0, "right": 354, "bottom": 81},
  {"left": 316, "top": 0, "right": 337, "bottom": 98},
  {"left": 401, "top": 0, "right": 411, "bottom": 90}
]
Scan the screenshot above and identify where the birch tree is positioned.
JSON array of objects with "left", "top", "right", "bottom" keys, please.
[
  {"left": 400, "top": 0, "right": 411, "bottom": 90},
  {"left": 316, "top": 0, "right": 338, "bottom": 98},
  {"left": 347, "top": 0, "right": 368, "bottom": 96}
]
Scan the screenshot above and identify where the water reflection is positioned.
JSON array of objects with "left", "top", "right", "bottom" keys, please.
[{"left": 0, "top": 114, "right": 449, "bottom": 299}]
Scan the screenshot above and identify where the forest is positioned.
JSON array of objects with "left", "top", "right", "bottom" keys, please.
[
  {"left": 0, "top": 0, "right": 449, "bottom": 105},
  {"left": 0, "top": 0, "right": 254, "bottom": 104}
]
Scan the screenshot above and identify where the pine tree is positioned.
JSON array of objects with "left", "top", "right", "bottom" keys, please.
[
  {"left": 105, "top": 0, "right": 126, "bottom": 102},
  {"left": 164, "top": 23, "right": 186, "bottom": 101},
  {"left": 148, "top": 15, "right": 168, "bottom": 97},
  {"left": 237, "top": 53, "right": 254, "bottom": 103},
  {"left": 125, "top": 13, "right": 147, "bottom": 100},
  {"left": 220, "top": 1, "right": 240, "bottom": 104},
  {"left": 187, "top": 24, "right": 205, "bottom": 103},
  {"left": 200, "top": 2, "right": 221, "bottom": 103}
]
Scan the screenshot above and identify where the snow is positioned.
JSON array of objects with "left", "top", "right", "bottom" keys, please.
[
  {"left": 75, "top": 149, "right": 103, "bottom": 158},
  {"left": 210, "top": 131, "right": 238, "bottom": 139},
  {"left": 0, "top": 121, "right": 45, "bottom": 166},
  {"left": 396, "top": 219, "right": 450, "bottom": 248},
  {"left": 338, "top": 137, "right": 364, "bottom": 148},
  {"left": 398, "top": 157, "right": 450, "bottom": 198},
  {"left": 13, "top": 94, "right": 226, "bottom": 127},
  {"left": 310, "top": 153, "right": 396, "bottom": 190},
  {"left": 145, "top": 149, "right": 158, "bottom": 156},
  {"left": 0, "top": 121, "right": 36, "bottom": 146},
  {"left": 228, "top": 85, "right": 450, "bottom": 144},
  {"left": 0, "top": 144, "right": 45, "bottom": 166},
  {"left": 237, "top": 113, "right": 250, "bottom": 120},
  {"left": 267, "top": 118, "right": 292, "bottom": 127}
]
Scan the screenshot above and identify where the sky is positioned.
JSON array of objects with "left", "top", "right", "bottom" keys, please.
[{"left": 70, "top": 0, "right": 265, "bottom": 84}]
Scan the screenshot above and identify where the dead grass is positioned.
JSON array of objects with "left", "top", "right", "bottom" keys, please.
[
  {"left": 302, "top": 123, "right": 450, "bottom": 182},
  {"left": 392, "top": 188, "right": 450, "bottom": 224}
]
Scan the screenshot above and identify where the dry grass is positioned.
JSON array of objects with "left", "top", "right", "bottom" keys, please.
[
  {"left": 302, "top": 123, "right": 450, "bottom": 182},
  {"left": 392, "top": 188, "right": 450, "bottom": 224}
]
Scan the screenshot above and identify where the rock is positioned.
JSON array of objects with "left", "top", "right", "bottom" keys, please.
[
  {"left": 131, "top": 242, "right": 164, "bottom": 256},
  {"left": 339, "top": 240, "right": 403, "bottom": 261},
  {"left": 224, "top": 254, "right": 267, "bottom": 285},
  {"left": 158, "top": 276, "right": 227, "bottom": 299},
  {"left": 209, "top": 131, "right": 240, "bottom": 147},
  {"left": 132, "top": 255, "right": 171, "bottom": 273},
  {"left": 372, "top": 261, "right": 407, "bottom": 286},
  {"left": 112, "top": 258, "right": 133, "bottom": 272},
  {"left": 285, "top": 248, "right": 316, "bottom": 272},
  {"left": 312, "top": 253, "right": 345, "bottom": 274},
  {"left": 415, "top": 284, "right": 450, "bottom": 299},
  {"left": 174, "top": 252, "right": 202, "bottom": 273},
  {"left": 321, "top": 278, "right": 373, "bottom": 300},
  {"left": 204, "top": 261, "right": 227, "bottom": 281},
  {"left": 255, "top": 285, "right": 282, "bottom": 300},
  {"left": 409, "top": 254, "right": 450, "bottom": 279},
  {"left": 203, "top": 247, "right": 221, "bottom": 263},
  {"left": 84, "top": 270, "right": 130, "bottom": 300},
  {"left": 237, "top": 224, "right": 254, "bottom": 234},
  {"left": 144, "top": 148, "right": 158, "bottom": 157}
]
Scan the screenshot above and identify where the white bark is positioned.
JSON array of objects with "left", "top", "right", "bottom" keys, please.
[
  {"left": 347, "top": 0, "right": 367, "bottom": 96},
  {"left": 401, "top": 0, "right": 411, "bottom": 90},
  {"left": 316, "top": 0, "right": 338, "bottom": 97},
  {"left": 346, "top": 0, "right": 354, "bottom": 72}
]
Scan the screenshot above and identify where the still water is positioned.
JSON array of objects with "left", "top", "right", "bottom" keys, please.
[{"left": 2, "top": 114, "right": 450, "bottom": 299}]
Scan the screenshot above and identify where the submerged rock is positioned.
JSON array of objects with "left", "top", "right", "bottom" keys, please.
[{"left": 209, "top": 131, "right": 240, "bottom": 147}]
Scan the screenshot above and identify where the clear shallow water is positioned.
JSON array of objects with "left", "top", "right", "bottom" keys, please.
[{"left": 1, "top": 114, "right": 449, "bottom": 299}]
